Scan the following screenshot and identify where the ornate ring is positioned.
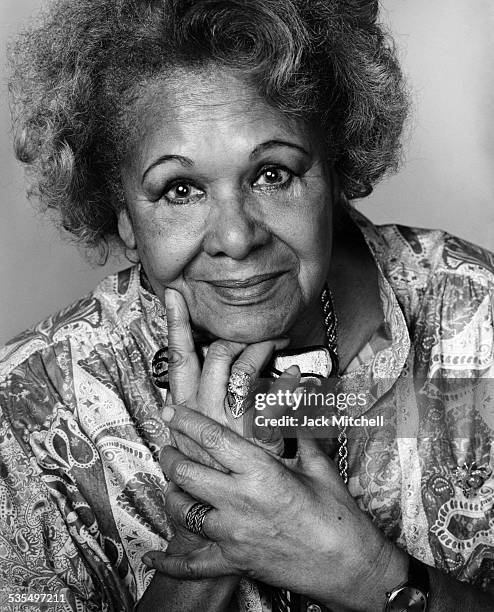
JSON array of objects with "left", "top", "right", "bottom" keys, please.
[
  {"left": 227, "top": 370, "right": 251, "bottom": 419},
  {"left": 185, "top": 502, "right": 214, "bottom": 537}
]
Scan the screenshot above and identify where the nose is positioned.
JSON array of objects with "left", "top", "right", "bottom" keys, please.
[{"left": 203, "top": 190, "right": 271, "bottom": 259}]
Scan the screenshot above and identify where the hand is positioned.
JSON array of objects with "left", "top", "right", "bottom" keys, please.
[
  {"left": 163, "top": 287, "right": 295, "bottom": 464},
  {"left": 162, "top": 483, "right": 211, "bottom": 555},
  {"left": 161, "top": 288, "right": 296, "bottom": 553},
  {"left": 145, "top": 403, "right": 407, "bottom": 611}
]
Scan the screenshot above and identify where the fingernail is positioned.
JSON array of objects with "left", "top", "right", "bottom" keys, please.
[
  {"left": 164, "top": 288, "right": 175, "bottom": 306},
  {"left": 162, "top": 405, "right": 175, "bottom": 421},
  {"left": 142, "top": 554, "right": 154, "bottom": 566},
  {"left": 285, "top": 365, "right": 300, "bottom": 376}
]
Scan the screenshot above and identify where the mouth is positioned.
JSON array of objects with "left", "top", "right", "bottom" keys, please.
[
  {"left": 208, "top": 271, "right": 285, "bottom": 288},
  {"left": 203, "top": 271, "right": 288, "bottom": 304}
]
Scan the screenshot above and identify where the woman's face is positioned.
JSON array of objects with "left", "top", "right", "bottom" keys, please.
[{"left": 119, "top": 68, "right": 334, "bottom": 342}]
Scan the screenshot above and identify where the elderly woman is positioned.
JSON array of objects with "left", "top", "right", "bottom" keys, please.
[{"left": 1, "top": 0, "right": 494, "bottom": 611}]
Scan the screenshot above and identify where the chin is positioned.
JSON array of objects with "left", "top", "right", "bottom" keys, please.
[
  {"left": 213, "top": 328, "right": 280, "bottom": 344},
  {"left": 194, "top": 315, "right": 293, "bottom": 344}
]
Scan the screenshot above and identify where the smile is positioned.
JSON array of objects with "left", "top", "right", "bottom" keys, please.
[{"left": 203, "top": 271, "right": 287, "bottom": 304}]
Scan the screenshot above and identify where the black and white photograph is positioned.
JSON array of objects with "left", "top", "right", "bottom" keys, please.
[{"left": 1, "top": 1, "right": 494, "bottom": 610}]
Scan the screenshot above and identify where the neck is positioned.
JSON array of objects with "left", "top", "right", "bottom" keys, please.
[
  {"left": 288, "top": 207, "right": 383, "bottom": 370},
  {"left": 288, "top": 298, "right": 327, "bottom": 349},
  {"left": 328, "top": 207, "right": 383, "bottom": 370}
]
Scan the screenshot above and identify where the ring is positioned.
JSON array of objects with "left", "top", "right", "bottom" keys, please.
[
  {"left": 185, "top": 502, "right": 214, "bottom": 537},
  {"left": 227, "top": 370, "right": 251, "bottom": 418}
]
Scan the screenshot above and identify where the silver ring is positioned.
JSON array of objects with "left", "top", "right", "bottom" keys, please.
[
  {"left": 227, "top": 370, "right": 251, "bottom": 418},
  {"left": 185, "top": 502, "right": 213, "bottom": 537}
]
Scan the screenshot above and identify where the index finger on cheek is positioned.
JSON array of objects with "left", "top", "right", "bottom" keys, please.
[{"left": 165, "top": 288, "right": 201, "bottom": 404}]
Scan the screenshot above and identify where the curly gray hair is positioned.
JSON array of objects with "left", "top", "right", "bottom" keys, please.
[{"left": 9, "top": 0, "right": 408, "bottom": 255}]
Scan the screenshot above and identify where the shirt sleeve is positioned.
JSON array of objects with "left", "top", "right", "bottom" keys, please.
[
  {"left": 0, "top": 400, "right": 103, "bottom": 611},
  {"left": 412, "top": 238, "right": 494, "bottom": 594},
  {"left": 0, "top": 342, "right": 136, "bottom": 612}
]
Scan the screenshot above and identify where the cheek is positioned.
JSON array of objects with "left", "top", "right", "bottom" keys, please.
[
  {"left": 132, "top": 210, "right": 204, "bottom": 284},
  {"left": 278, "top": 193, "right": 332, "bottom": 297},
  {"left": 303, "top": 190, "right": 332, "bottom": 257},
  {"left": 273, "top": 192, "right": 331, "bottom": 262}
]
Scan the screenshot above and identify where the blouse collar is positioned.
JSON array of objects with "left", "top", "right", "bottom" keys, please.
[{"left": 340, "top": 207, "right": 411, "bottom": 414}]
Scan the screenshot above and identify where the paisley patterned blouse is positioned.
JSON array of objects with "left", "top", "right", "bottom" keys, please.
[{"left": 1, "top": 210, "right": 494, "bottom": 611}]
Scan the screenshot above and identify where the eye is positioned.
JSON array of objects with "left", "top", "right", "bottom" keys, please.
[
  {"left": 163, "top": 181, "right": 205, "bottom": 205},
  {"left": 253, "top": 166, "right": 293, "bottom": 190}
]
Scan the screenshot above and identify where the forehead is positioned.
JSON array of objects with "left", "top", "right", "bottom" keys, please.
[{"left": 126, "top": 66, "right": 311, "bottom": 161}]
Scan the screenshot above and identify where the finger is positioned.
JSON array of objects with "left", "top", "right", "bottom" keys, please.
[
  {"left": 199, "top": 338, "right": 290, "bottom": 423},
  {"left": 295, "top": 435, "right": 338, "bottom": 479},
  {"left": 165, "top": 487, "right": 221, "bottom": 540},
  {"left": 295, "top": 435, "right": 324, "bottom": 461},
  {"left": 251, "top": 365, "right": 301, "bottom": 454},
  {"left": 164, "top": 483, "right": 212, "bottom": 549},
  {"left": 168, "top": 430, "right": 227, "bottom": 472},
  {"left": 165, "top": 288, "right": 201, "bottom": 404},
  {"left": 161, "top": 403, "right": 268, "bottom": 473},
  {"left": 160, "top": 444, "right": 233, "bottom": 505},
  {"left": 196, "top": 340, "right": 247, "bottom": 411},
  {"left": 223, "top": 338, "right": 291, "bottom": 423},
  {"left": 252, "top": 430, "right": 285, "bottom": 457},
  {"left": 143, "top": 543, "right": 234, "bottom": 580},
  {"left": 264, "top": 365, "right": 301, "bottom": 417}
]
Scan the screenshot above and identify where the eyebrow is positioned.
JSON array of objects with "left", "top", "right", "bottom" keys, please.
[
  {"left": 142, "top": 140, "right": 310, "bottom": 182},
  {"left": 143, "top": 155, "right": 193, "bottom": 181},
  {"left": 249, "top": 140, "right": 310, "bottom": 160}
]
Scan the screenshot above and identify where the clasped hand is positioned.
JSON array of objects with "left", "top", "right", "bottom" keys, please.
[{"left": 144, "top": 289, "right": 398, "bottom": 611}]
